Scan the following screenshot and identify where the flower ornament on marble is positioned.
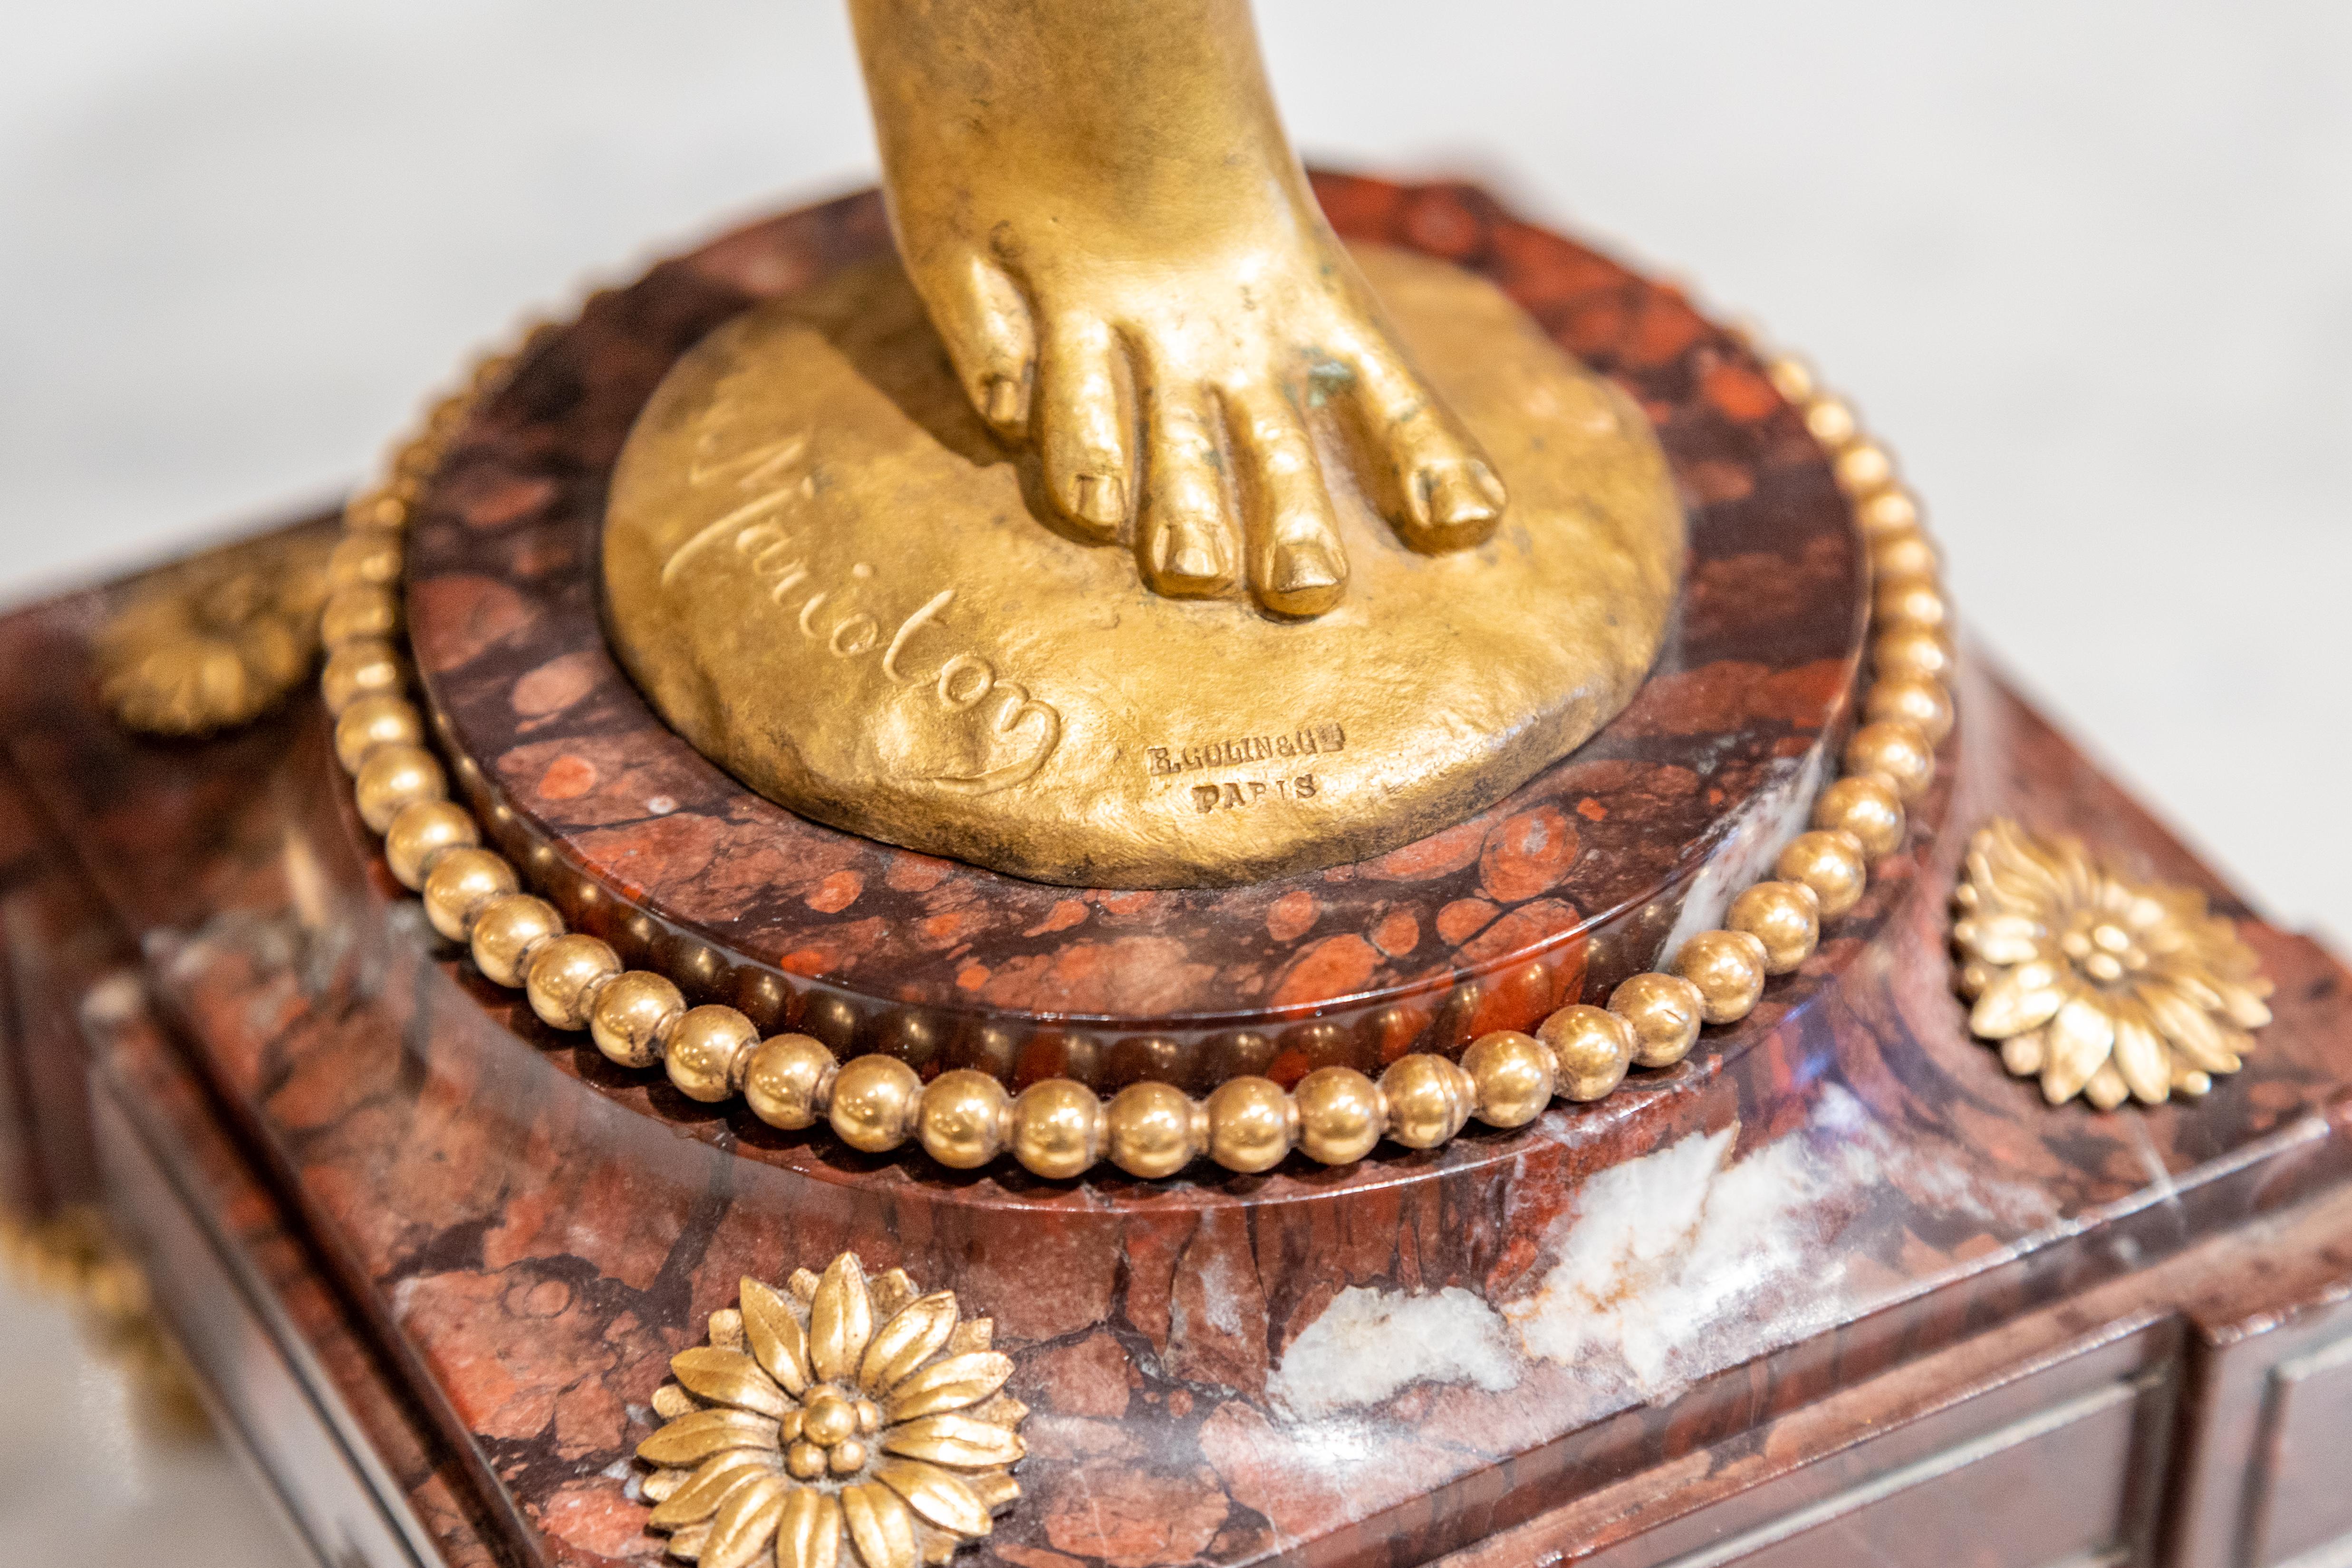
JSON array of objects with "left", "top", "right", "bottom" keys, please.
[
  {"left": 637, "top": 1253, "right": 1025, "bottom": 1568},
  {"left": 97, "top": 531, "right": 333, "bottom": 736},
  {"left": 1954, "top": 818, "right": 2271, "bottom": 1109}
]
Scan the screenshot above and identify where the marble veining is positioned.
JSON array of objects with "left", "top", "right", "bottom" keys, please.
[
  {"left": 1655, "top": 742, "right": 1830, "bottom": 969},
  {"left": 1268, "top": 1083, "right": 2075, "bottom": 1420}
]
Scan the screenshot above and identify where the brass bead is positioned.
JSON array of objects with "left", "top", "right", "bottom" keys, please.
[
  {"left": 1812, "top": 774, "right": 1906, "bottom": 859},
  {"left": 1868, "top": 526, "right": 1939, "bottom": 583},
  {"left": 321, "top": 639, "right": 402, "bottom": 714},
  {"left": 327, "top": 530, "right": 402, "bottom": 591},
  {"left": 1857, "top": 488, "right": 1919, "bottom": 536},
  {"left": 1833, "top": 443, "right": 1894, "bottom": 496},
  {"left": 354, "top": 742, "right": 445, "bottom": 832},
  {"left": 394, "top": 433, "right": 443, "bottom": 479},
  {"left": 524, "top": 933, "right": 620, "bottom": 1030},
  {"left": 469, "top": 893, "right": 561, "bottom": 988},
  {"left": 828, "top": 1440, "right": 867, "bottom": 1475},
  {"left": 384, "top": 798, "right": 479, "bottom": 890},
  {"left": 1529, "top": 1006, "right": 1627, "bottom": 1098},
  {"left": 1843, "top": 719, "right": 1935, "bottom": 801},
  {"left": 787, "top": 1442, "right": 825, "bottom": 1481},
  {"left": 1764, "top": 356, "right": 1813, "bottom": 403},
  {"left": 343, "top": 488, "right": 407, "bottom": 532},
  {"left": 1378, "top": 1054, "right": 1473, "bottom": 1149},
  {"left": 1204, "top": 1076, "right": 1294, "bottom": 1174},
  {"left": 1803, "top": 395, "right": 1857, "bottom": 449},
  {"left": 1873, "top": 625, "right": 1957, "bottom": 685},
  {"left": 1291, "top": 1067, "right": 1384, "bottom": 1166},
  {"left": 586, "top": 970, "right": 682, "bottom": 1068},
  {"left": 1726, "top": 881, "right": 1822, "bottom": 974},
  {"left": 333, "top": 692, "right": 424, "bottom": 774},
  {"left": 667, "top": 1005, "right": 759, "bottom": 1103},
  {"left": 1605, "top": 972, "right": 1705, "bottom": 1069},
  {"left": 470, "top": 348, "right": 522, "bottom": 393},
  {"left": 743, "top": 1033, "right": 837, "bottom": 1128},
  {"left": 1105, "top": 1080, "right": 1199, "bottom": 1177},
  {"left": 421, "top": 846, "right": 518, "bottom": 942},
  {"left": 916, "top": 1068, "right": 1011, "bottom": 1168},
  {"left": 1871, "top": 574, "right": 1948, "bottom": 633},
  {"left": 1010, "top": 1078, "right": 1103, "bottom": 1180},
  {"left": 829, "top": 1054, "right": 921, "bottom": 1151},
  {"left": 321, "top": 583, "right": 400, "bottom": 648},
  {"left": 1461, "top": 1030, "right": 1556, "bottom": 1128},
  {"left": 1673, "top": 930, "right": 1769, "bottom": 1025},
  {"left": 1774, "top": 829, "right": 1869, "bottom": 918},
  {"left": 1864, "top": 674, "right": 1954, "bottom": 745}
]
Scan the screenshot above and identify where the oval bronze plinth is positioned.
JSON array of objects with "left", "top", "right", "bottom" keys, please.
[{"left": 603, "top": 245, "right": 1683, "bottom": 887}]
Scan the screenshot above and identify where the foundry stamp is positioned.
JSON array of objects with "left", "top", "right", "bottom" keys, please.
[{"left": 1146, "top": 723, "right": 1346, "bottom": 777}]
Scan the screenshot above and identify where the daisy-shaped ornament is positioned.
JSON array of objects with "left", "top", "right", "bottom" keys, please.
[
  {"left": 637, "top": 1253, "right": 1026, "bottom": 1568},
  {"left": 97, "top": 532, "right": 333, "bottom": 736},
  {"left": 1954, "top": 819, "right": 2272, "bottom": 1110}
]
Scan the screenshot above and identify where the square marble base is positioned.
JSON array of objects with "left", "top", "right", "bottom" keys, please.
[{"left": 6, "top": 519, "right": 2351, "bottom": 1568}]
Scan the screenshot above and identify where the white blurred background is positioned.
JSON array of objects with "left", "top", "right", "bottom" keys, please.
[{"left": 1, "top": 4, "right": 2347, "bottom": 1562}]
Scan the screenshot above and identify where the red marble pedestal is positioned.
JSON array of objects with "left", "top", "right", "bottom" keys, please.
[{"left": 5, "top": 182, "right": 2352, "bottom": 1568}]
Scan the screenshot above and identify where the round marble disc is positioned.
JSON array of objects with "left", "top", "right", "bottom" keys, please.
[
  {"left": 602, "top": 247, "right": 1684, "bottom": 888},
  {"left": 404, "top": 179, "right": 1865, "bottom": 1083}
]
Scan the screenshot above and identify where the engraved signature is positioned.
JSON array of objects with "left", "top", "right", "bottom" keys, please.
[{"left": 661, "top": 433, "right": 1062, "bottom": 794}]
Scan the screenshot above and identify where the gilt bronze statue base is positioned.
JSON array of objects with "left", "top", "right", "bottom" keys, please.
[{"left": 602, "top": 244, "right": 1682, "bottom": 888}]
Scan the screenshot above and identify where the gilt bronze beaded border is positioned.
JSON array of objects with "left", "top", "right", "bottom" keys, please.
[{"left": 315, "top": 326, "right": 1958, "bottom": 1180}]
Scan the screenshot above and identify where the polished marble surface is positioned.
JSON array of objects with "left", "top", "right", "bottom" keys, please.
[{"left": 1, "top": 3, "right": 2346, "bottom": 1563}]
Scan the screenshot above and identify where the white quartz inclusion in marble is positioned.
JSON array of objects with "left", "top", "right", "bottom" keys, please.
[
  {"left": 1268, "top": 1087, "right": 2062, "bottom": 1419},
  {"left": 1270, "top": 1286, "right": 1517, "bottom": 1419}
]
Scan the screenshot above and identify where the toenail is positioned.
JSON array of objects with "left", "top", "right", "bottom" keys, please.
[
  {"left": 1427, "top": 464, "right": 1504, "bottom": 528},
  {"left": 1274, "top": 543, "right": 1342, "bottom": 594},
  {"left": 1076, "top": 474, "right": 1128, "bottom": 527},
  {"left": 1171, "top": 542, "right": 1220, "bottom": 581},
  {"left": 1156, "top": 523, "right": 1222, "bottom": 584},
  {"left": 982, "top": 375, "right": 1024, "bottom": 426}
]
